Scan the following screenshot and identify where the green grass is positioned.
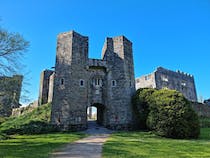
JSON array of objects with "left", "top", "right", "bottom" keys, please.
[
  {"left": 103, "top": 128, "right": 210, "bottom": 158},
  {"left": 0, "top": 103, "right": 52, "bottom": 134},
  {"left": 0, "top": 132, "right": 85, "bottom": 158}
]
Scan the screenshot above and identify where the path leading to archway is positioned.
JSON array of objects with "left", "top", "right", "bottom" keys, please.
[{"left": 51, "top": 121, "right": 113, "bottom": 158}]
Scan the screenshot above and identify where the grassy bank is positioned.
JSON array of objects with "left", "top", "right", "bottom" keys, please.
[
  {"left": 103, "top": 128, "right": 210, "bottom": 158},
  {"left": 0, "top": 103, "right": 53, "bottom": 134},
  {"left": 0, "top": 132, "right": 84, "bottom": 158}
]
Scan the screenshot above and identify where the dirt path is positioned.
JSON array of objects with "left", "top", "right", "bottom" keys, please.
[{"left": 51, "top": 121, "right": 113, "bottom": 158}]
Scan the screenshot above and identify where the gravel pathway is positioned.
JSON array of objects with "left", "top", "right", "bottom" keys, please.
[{"left": 51, "top": 121, "right": 113, "bottom": 158}]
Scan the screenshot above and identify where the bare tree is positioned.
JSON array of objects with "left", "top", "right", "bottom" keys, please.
[
  {"left": 0, "top": 27, "right": 29, "bottom": 75},
  {"left": 0, "top": 24, "right": 31, "bottom": 109}
]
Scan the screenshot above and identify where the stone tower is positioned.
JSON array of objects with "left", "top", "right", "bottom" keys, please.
[
  {"left": 38, "top": 70, "right": 54, "bottom": 105},
  {"left": 50, "top": 31, "right": 135, "bottom": 130}
]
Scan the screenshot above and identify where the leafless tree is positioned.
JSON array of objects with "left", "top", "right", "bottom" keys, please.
[{"left": 0, "top": 27, "right": 29, "bottom": 75}]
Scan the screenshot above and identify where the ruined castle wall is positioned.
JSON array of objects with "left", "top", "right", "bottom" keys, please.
[
  {"left": 48, "top": 72, "right": 55, "bottom": 103},
  {"left": 136, "top": 67, "right": 197, "bottom": 102},
  {"left": 191, "top": 102, "right": 210, "bottom": 117},
  {"left": 38, "top": 70, "right": 54, "bottom": 105},
  {"left": 155, "top": 67, "right": 197, "bottom": 102},
  {"left": 0, "top": 75, "right": 23, "bottom": 117},
  {"left": 135, "top": 73, "right": 156, "bottom": 90}
]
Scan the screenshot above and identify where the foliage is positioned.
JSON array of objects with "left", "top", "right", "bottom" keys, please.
[
  {"left": 132, "top": 88, "right": 200, "bottom": 139},
  {"left": 0, "top": 27, "right": 29, "bottom": 75},
  {"left": 103, "top": 128, "right": 210, "bottom": 158},
  {"left": 200, "top": 117, "right": 210, "bottom": 128},
  {"left": 132, "top": 88, "right": 156, "bottom": 129},
  {"left": 0, "top": 103, "right": 58, "bottom": 134},
  {"left": 147, "top": 89, "right": 200, "bottom": 139},
  {"left": 0, "top": 133, "right": 85, "bottom": 158},
  {"left": 0, "top": 116, "right": 7, "bottom": 125}
]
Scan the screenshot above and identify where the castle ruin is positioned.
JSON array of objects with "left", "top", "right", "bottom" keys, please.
[
  {"left": 0, "top": 75, "right": 23, "bottom": 117},
  {"left": 38, "top": 30, "right": 199, "bottom": 131},
  {"left": 40, "top": 31, "right": 136, "bottom": 130},
  {"left": 38, "top": 70, "right": 54, "bottom": 105},
  {"left": 135, "top": 67, "right": 197, "bottom": 102}
]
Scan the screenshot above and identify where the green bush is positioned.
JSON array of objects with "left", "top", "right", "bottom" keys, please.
[
  {"left": 0, "top": 117, "right": 7, "bottom": 125},
  {"left": 132, "top": 88, "right": 157, "bottom": 129},
  {"left": 199, "top": 117, "right": 210, "bottom": 128},
  {"left": 133, "top": 88, "right": 200, "bottom": 139},
  {"left": 147, "top": 89, "right": 200, "bottom": 139}
]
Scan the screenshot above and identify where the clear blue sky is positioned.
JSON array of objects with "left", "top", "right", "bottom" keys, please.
[{"left": 1, "top": 0, "right": 210, "bottom": 103}]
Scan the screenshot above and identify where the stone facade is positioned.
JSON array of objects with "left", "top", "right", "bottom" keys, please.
[
  {"left": 204, "top": 99, "right": 210, "bottom": 106},
  {"left": 38, "top": 70, "right": 54, "bottom": 105},
  {"left": 12, "top": 100, "right": 38, "bottom": 117},
  {"left": 191, "top": 102, "right": 210, "bottom": 117},
  {"left": 0, "top": 75, "right": 23, "bottom": 117},
  {"left": 136, "top": 67, "right": 197, "bottom": 102},
  {"left": 49, "top": 31, "right": 136, "bottom": 131}
]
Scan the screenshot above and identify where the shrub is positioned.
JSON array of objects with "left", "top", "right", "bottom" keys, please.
[
  {"left": 199, "top": 117, "right": 210, "bottom": 128},
  {"left": 132, "top": 88, "right": 157, "bottom": 129},
  {"left": 132, "top": 88, "right": 200, "bottom": 139},
  {"left": 147, "top": 89, "right": 200, "bottom": 139},
  {"left": 0, "top": 117, "right": 7, "bottom": 125}
]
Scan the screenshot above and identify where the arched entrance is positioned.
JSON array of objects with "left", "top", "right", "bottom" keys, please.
[{"left": 87, "top": 103, "right": 105, "bottom": 127}]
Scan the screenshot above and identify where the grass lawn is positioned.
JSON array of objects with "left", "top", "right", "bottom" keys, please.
[
  {"left": 0, "top": 132, "right": 84, "bottom": 158},
  {"left": 103, "top": 128, "right": 210, "bottom": 158}
]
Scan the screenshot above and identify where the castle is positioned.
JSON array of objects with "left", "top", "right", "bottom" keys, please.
[
  {"left": 39, "top": 31, "right": 136, "bottom": 130},
  {"left": 136, "top": 67, "right": 197, "bottom": 102},
  {"left": 0, "top": 75, "right": 23, "bottom": 117},
  {"left": 38, "top": 30, "right": 198, "bottom": 131}
]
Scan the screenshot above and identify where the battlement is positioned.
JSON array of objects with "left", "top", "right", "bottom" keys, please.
[
  {"left": 57, "top": 30, "right": 88, "bottom": 39},
  {"left": 136, "top": 66, "right": 197, "bottom": 102},
  {"left": 156, "top": 67, "right": 194, "bottom": 79},
  {"left": 88, "top": 59, "right": 107, "bottom": 68}
]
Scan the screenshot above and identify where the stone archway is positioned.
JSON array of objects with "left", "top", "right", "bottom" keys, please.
[{"left": 87, "top": 103, "right": 105, "bottom": 127}]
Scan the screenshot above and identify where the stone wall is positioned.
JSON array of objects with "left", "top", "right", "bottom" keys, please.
[
  {"left": 12, "top": 100, "right": 38, "bottom": 117},
  {"left": 0, "top": 75, "right": 23, "bottom": 117},
  {"left": 38, "top": 70, "right": 54, "bottom": 105},
  {"left": 135, "top": 67, "right": 197, "bottom": 102},
  {"left": 155, "top": 67, "right": 197, "bottom": 102},
  {"left": 204, "top": 99, "right": 210, "bottom": 106},
  {"left": 191, "top": 102, "right": 210, "bottom": 117},
  {"left": 136, "top": 73, "right": 156, "bottom": 90},
  {"left": 48, "top": 72, "right": 55, "bottom": 103}
]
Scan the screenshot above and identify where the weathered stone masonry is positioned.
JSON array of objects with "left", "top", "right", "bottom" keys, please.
[
  {"left": 38, "top": 70, "right": 54, "bottom": 105},
  {"left": 0, "top": 75, "right": 23, "bottom": 117},
  {"left": 136, "top": 67, "right": 197, "bottom": 102},
  {"left": 49, "top": 31, "right": 136, "bottom": 130}
]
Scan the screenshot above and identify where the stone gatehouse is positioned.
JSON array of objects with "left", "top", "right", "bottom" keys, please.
[{"left": 40, "top": 31, "right": 136, "bottom": 130}]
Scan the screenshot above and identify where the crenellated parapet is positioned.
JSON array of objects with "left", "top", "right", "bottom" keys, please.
[{"left": 136, "top": 67, "right": 197, "bottom": 102}]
